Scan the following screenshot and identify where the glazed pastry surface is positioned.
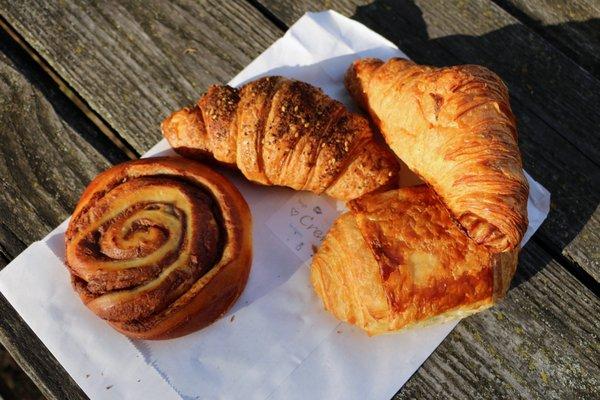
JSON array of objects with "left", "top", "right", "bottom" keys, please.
[
  {"left": 65, "top": 157, "right": 252, "bottom": 339},
  {"left": 311, "top": 186, "right": 518, "bottom": 335}
]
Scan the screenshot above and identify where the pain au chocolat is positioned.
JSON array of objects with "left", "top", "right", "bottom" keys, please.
[
  {"left": 311, "top": 186, "right": 518, "bottom": 335},
  {"left": 64, "top": 157, "right": 252, "bottom": 339}
]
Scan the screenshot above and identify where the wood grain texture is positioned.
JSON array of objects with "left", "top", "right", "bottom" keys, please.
[
  {"left": 0, "top": 255, "right": 43, "bottom": 400},
  {"left": 0, "top": 0, "right": 281, "bottom": 154},
  {"left": 494, "top": 0, "right": 600, "bottom": 78},
  {"left": 0, "top": 42, "right": 126, "bottom": 257},
  {"left": 0, "top": 27, "right": 127, "bottom": 400},
  {"left": 0, "top": 345, "right": 42, "bottom": 400},
  {"left": 255, "top": 0, "right": 600, "bottom": 282}
]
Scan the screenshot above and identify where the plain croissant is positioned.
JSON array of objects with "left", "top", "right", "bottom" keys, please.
[
  {"left": 311, "top": 186, "right": 518, "bottom": 335},
  {"left": 345, "top": 58, "right": 529, "bottom": 252},
  {"left": 162, "top": 76, "right": 400, "bottom": 201}
]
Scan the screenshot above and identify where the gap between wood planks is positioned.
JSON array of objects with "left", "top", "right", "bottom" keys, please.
[
  {"left": 0, "top": 0, "right": 595, "bottom": 300},
  {"left": 535, "top": 234, "right": 600, "bottom": 297},
  {"left": 0, "top": 251, "right": 8, "bottom": 269},
  {"left": 0, "top": 16, "right": 139, "bottom": 161},
  {"left": 246, "top": 0, "right": 289, "bottom": 31}
]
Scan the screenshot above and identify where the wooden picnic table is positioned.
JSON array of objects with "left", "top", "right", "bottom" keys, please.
[{"left": 0, "top": 1, "right": 598, "bottom": 399}]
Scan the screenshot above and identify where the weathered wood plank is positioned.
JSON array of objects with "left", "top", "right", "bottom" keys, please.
[
  {"left": 395, "top": 241, "right": 600, "bottom": 399},
  {"left": 0, "top": 348, "right": 41, "bottom": 400},
  {"left": 0, "top": 26, "right": 128, "bottom": 400},
  {"left": 0, "top": 0, "right": 281, "bottom": 154},
  {"left": 0, "top": 20, "right": 128, "bottom": 247},
  {"left": 255, "top": 0, "right": 600, "bottom": 282},
  {"left": 0, "top": 45, "right": 126, "bottom": 254},
  {"left": 0, "top": 342, "right": 41, "bottom": 400},
  {"left": 494, "top": 0, "right": 600, "bottom": 78},
  {"left": 0, "top": 251, "right": 42, "bottom": 400}
]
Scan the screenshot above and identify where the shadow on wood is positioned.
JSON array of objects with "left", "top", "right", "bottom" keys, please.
[
  {"left": 493, "top": 0, "right": 600, "bottom": 79},
  {"left": 0, "top": 29, "right": 126, "bottom": 166}
]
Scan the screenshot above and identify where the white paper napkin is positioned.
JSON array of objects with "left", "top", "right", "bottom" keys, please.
[{"left": 0, "top": 10, "right": 551, "bottom": 400}]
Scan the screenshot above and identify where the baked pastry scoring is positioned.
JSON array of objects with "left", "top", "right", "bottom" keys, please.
[
  {"left": 65, "top": 157, "right": 252, "bottom": 339},
  {"left": 162, "top": 76, "right": 399, "bottom": 201}
]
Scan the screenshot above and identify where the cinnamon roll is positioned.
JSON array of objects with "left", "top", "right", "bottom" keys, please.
[{"left": 65, "top": 157, "right": 252, "bottom": 339}]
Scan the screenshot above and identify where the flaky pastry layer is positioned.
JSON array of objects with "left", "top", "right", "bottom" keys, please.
[
  {"left": 346, "top": 58, "right": 529, "bottom": 252},
  {"left": 311, "top": 186, "right": 518, "bottom": 335}
]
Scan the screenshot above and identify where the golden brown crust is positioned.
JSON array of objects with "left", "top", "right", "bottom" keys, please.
[
  {"left": 345, "top": 58, "right": 529, "bottom": 252},
  {"left": 65, "top": 157, "right": 252, "bottom": 339},
  {"left": 311, "top": 186, "right": 518, "bottom": 335},
  {"left": 162, "top": 76, "right": 400, "bottom": 201}
]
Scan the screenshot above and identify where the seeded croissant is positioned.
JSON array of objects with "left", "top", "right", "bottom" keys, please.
[{"left": 162, "top": 76, "right": 399, "bottom": 201}]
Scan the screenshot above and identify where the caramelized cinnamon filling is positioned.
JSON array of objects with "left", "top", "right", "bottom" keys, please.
[{"left": 66, "top": 176, "right": 224, "bottom": 323}]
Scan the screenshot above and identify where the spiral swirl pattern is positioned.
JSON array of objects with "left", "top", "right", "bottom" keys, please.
[{"left": 65, "top": 158, "right": 252, "bottom": 339}]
